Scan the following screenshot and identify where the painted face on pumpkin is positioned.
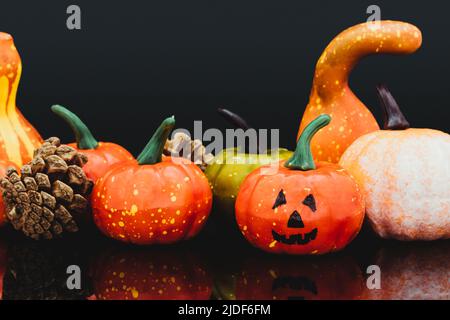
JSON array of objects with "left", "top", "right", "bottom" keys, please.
[{"left": 271, "top": 190, "right": 318, "bottom": 245}]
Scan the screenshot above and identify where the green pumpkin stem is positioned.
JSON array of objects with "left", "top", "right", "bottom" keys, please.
[
  {"left": 51, "top": 105, "right": 99, "bottom": 149},
  {"left": 376, "top": 84, "right": 410, "bottom": 130},
  {"left": 284, "top": 114, "right": 331, "bottom": 171},
  {"left": 137, "top": 116, "right": 175, "bottom": 165}
]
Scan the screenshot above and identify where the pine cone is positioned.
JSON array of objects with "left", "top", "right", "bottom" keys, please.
[
  {"left": 0, "top": 137, "right": 94, "bottom": 240},
  {"left": 164, "top": 132, "right": 214, "bottom": 171}
]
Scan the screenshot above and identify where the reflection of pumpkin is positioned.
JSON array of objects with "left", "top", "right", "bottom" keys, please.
[
  {"left": 0, "top": 33, "right": 42, "bottom": 167},
  {"left": 298, "top": 21, "right": 422, "bottom": 163},
  {"left": 340, "top": 85, "right": 450, "bottom": 240},
  {"left": 359, "top": 242, "right": 449, "bottom": 300},
  {"left": 236, "top": 115, "right": 365, "bottom": 254},
  {"left": 235, "top": 254, "right": 363, "bottom": 300},
  {"left": 93, "top": 247, "right": 212, "bottom": 300},
  {"left": 0, "top": 160, "right": 18, "bottom": 227}
]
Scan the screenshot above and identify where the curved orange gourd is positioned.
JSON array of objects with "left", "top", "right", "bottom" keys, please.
[
  {"left": 0, "top": 32, "right": 42, "bottom": 167},
  {"left": 298, "top": 21, "right": 422, "bottom": 163}
]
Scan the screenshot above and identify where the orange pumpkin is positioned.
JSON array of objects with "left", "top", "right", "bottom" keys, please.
[
  {"left": 51, "top": 105, "right": 134, "bottom": 182},
  {"left": 92, "top": 116, "right": 212, "bottom": 245},
  {"left": 0, "top": 32, "right": 42, "bottom": 167},
  {"left": 93, "top": 247, "right": 211, "bottom": 300},
  {"left": 340, "top": 85, "right": 450, "bottom": 240},
  {"left": 298, "top": 21, "right": 422, "bottom": 163},
  {"left": 236, "top": 115, "right": 365, "bottom": 255},
  {"left": 0, "top": 160, "right": 18, "bottom": 227}
]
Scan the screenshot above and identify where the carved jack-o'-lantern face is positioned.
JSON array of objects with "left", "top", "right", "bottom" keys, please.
[
  {"left": 236, "top": 115, "right": 365, "bottom": 255},
  {"left": 271, "top": 191, "right": 318, "bottom": 246}
]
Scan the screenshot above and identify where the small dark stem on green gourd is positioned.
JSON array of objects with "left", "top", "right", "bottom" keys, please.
[
  {"left": 137, "top": 116, "right": 175, "bottom": 165},
  {"left": 284, "top": 114, "right": 331, "bottom": 171},
  {"left": 51, "top": 105, "right": 99, "bottom": 150},
  {"left": 218, "top": 107, "right": 263, "bottom": 153},
  {"left": 217, "top": 108, "right": 251, "bottom": 130},
  {"left": 376, "top": 84, "right": 410, "bottom": 130}
]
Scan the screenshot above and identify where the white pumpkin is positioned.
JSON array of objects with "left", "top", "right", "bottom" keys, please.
[{"left": 339, "top": 85, "right": 450, "bottom": 240}]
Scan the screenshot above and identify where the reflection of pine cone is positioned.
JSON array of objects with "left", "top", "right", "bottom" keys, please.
[
  {"left": 3, "top": 241, "right": 93, "bottom": 300},
  {"left": 164, "top": 132, "right": 214, "bottom": 171},
  {"left": 0, "top": 137, "right": 94, "bottom": 240}
]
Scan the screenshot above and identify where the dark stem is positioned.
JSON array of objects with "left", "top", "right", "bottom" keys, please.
[
  {"left": 284, "top": 114, "right": 331, "bottom": 171},
  {"left": 137, "top": 116, "right": 175, "bottom": 165},
  {"left": 376, "top": 84, "right": 410, "bottom": 130},
  {"left": 217, "top": 108, "right": 251, "bottom": 130},
  {"left": 51, "top": 105, "right": 99, "bottom": 149},
  {"left": 218, "top": 107, "right": 263, "bottom": 153}
]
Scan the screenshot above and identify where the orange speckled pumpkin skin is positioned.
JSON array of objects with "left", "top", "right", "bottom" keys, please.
[
  {"left": 298, "top": 21, "right": 422, "bottom": 163},
  {"left": 235, "top": 161, "right": 365, "bottom": 255},
  {"left": 92, "top": 157, "right": 212, "bottom": 245},
  {"left": 0, "top": 160, "right": 18, "bottom": 227},
  {"left": 67, "top": 142, "right": 133, "bottom": 182},
  {"left": 0, "top": 33, "right": 42, "bottom": 167},
  {"left": 93, "top": 248, "right": 212, "bottom": 300}
]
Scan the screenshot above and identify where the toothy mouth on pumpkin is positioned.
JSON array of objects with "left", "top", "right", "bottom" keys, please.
[{"left": 272, "top": 228, "right": 318, "bottom": 245}]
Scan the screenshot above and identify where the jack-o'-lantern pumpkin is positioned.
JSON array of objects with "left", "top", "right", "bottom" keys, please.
[
  {"left": 298, "top": 21, "right": 422, "bottom": 163},
  {"left": 0, "top": 33, "right": 42, "bottom": 167},
  {"left": 359, "top": 242, "right": 449, "bottom": 300},
  {"left": 236, "top": 115, "right": 365, "bottom": 255},
  {"left": 234, "top": 254, "right": 364, "bottom": 300},
  {"left": 92, "top": 246, "right": 212, "bottom": 300},
  {"left": 340, "top": 85, "right": 450, "bottom": 240}
]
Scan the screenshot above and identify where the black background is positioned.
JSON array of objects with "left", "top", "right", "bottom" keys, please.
[{"left": 1, "top": 0, "right": 449, "bottom": 154}]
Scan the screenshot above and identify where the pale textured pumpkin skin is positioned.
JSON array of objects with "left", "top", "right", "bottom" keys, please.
[{"left": 339, "top": 128, "right": 450, "bottom": 240}]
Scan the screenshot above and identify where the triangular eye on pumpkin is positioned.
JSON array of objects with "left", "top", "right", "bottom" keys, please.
[
  {"left": 272, "top": 190, "right": 287, "bottom": 209},
  {"left": 302, "top": 194, "right": 316, "bottom": 212}
]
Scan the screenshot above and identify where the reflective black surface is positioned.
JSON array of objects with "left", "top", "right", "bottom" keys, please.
[{"left": 0, "top": 213, "right": 448, "bottom": 300}]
